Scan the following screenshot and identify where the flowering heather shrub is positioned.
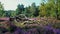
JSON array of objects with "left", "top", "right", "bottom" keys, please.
[
  {"left": 14, "top": 27, "right": 24, "bottom": 34},
  {"left": 53, "top": 29, "right": 60, "bottom": 34},
  {"left": 43, "top": 25, "right": 60, "bottom": 34},
  {"left": 0, "top": 17, "right": 60, "bottom": 34},
  {"left": 0, "top": 24, "right": 60, "bottom": 34},
  {"left": 24, "top": 24, "right": 58, "bottom": 34},
  {"left": 25, "top": 28, "right": 40, "bottom": 34},
  {"left": 43, "top": 26, "right": 55, "bottom": 34},
  {"left": 4, "top": 32, "right": 11, "bottom": 34}
]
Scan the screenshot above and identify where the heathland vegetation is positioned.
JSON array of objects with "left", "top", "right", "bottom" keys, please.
[{"left": 0, "top": 0, "right": 60, "bottom": 34}]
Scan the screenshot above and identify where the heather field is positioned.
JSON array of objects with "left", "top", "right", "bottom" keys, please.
[{"left": 0, "top": 17, "right": 60, "bottom": 34}]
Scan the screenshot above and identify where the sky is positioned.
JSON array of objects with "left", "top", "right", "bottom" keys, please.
[{"left": 0, "top": 0, "right": 42, "bottom": 10}]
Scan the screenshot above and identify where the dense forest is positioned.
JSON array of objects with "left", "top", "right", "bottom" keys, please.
[{"left": 0, "top": 0, "right": 60, "bottom": 19}]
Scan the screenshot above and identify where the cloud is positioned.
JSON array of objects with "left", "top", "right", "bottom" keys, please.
[
  {"left": 0, "top": 0, "right": 41, "bottom": 10},
  {"left": 0, "top": 0, "right": 18, "bottom": 10}
]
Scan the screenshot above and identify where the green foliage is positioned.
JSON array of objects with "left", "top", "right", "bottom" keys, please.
[
  {"left": 10, "top": 11, "right": 16, "bottom": 17},
  {"left": 0, "top": 2, "right": 5, "bottom": 17},
  {"left": 16, "top": 3, "right": 39, "bottom": 18},
  {"left": 5, "top": 10, "right": 17, "bottom": 17},
  {"left": 30, "top": 3, "right": 39, "bottom": 17},
  {"left": 24, "top": 6, "right": 32, "bottom": 17},
  {"left": 38, "top": 0, "right": 60, "bottom": 19},
  {"left": 39, "top": 2, "right": 47, "bottom": 17},
  {"left": 0, "top": 0, "right": 60, "bottom": 19},
  {"left": 16, "top": 4, "right": 24, "bottom": 15}
]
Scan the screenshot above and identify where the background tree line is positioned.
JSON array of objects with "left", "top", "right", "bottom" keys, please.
[{"left": 0, "top": 0, "right": 60, "bottom": 19}]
